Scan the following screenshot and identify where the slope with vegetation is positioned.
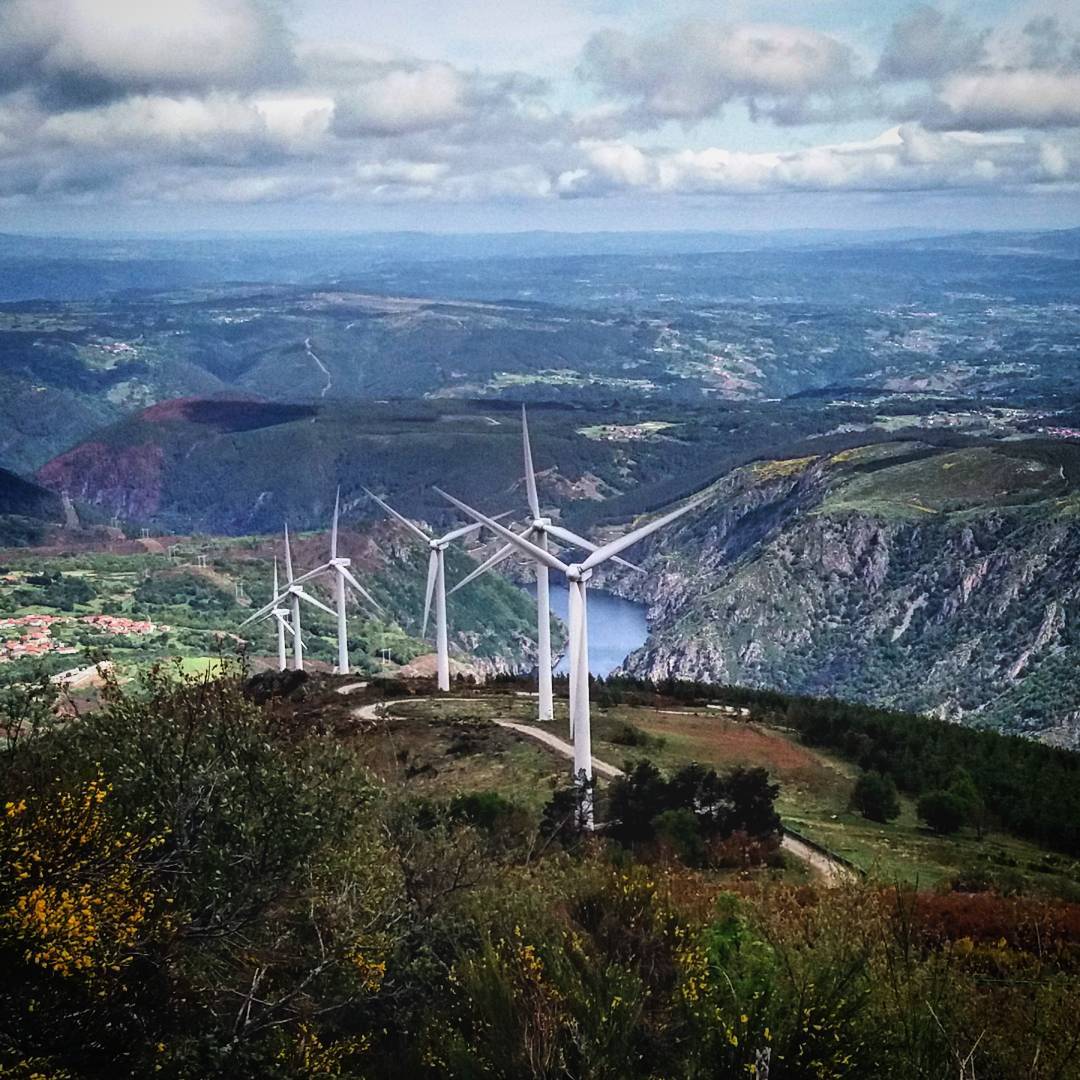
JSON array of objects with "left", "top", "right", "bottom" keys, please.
[
  {"left": 618, "top": 438, "right": 1080, "bottom": 745},
  {"left": 0, "top": 531, "right": 542, "bottom": 680},
  {"left": 1, "top": 666, "right": 1078, "bottom": 1079}
]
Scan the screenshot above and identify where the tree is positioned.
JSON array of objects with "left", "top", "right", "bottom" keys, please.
[
  {"left": 851, "top": 771, "right": 901, "bottom": 823},
  {"left": 917, "top": 790, "right": 967, "bottom": 834},
  {"left": 948, "top": 768, "right": 987, "bottom": 838}
]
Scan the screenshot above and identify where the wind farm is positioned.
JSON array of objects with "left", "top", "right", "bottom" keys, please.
[{"left": 233, "top": 409, "right": 707, "bottom": 823}]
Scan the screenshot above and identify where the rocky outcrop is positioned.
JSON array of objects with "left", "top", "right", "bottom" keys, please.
[{"left": 613, "top": 444, "right": 1080, "bottom": 744}]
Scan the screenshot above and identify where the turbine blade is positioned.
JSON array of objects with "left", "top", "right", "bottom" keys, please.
[
  {"left": 434, "top": 488, "right": 570, "bottom": 574},
  {"left": 580, "top": 496, "right": 707, "bottom": 571},
  {"left": 422, "top": 549, "right": 439, "bottom": 636},
  {"left": 545, "top": 523, "right": 645, "bottom": 573},
  {"left": 364, "top": 488, "right": 431, "bottom": 543},
  {"left": 449, "top": 540, "right": 516, "bottom": 595},
  {"left": 438, "top": 510, "right": 512, "bottom": 546},
  {"left": 330, "top": 487, "right": 340, "bottom": 560},
  {"left": 272, "top": 556, "right": 279, "bottom": 598},
  {"left": 240, "top": 594, "right": 288, "bottom": 627},
  {"left": 292, "top": 563, "right": 330, "bottom": 586},
  {"left": 341, "top": 565, "right": 383, "bottom": 611},
  {"left": 283, "top": 523, "right": 294, "bottom": 583},
  {"left": 522, "top": 405, "right": 541, "bottom": 519},
  {"left": 438, "top": 520, "right": 485, "bottom": 545},
  {"left": 298, "top": 590, "right": 336, "bottom": 617}
]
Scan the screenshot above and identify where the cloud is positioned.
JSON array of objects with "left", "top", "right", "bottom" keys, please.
[
  {"left": 579, "top": 20, "right": 859, "bottom": 126},
  {"left": 0, "top": 0, "right": 295, "bottom": 106},
  {"left": 331, "top": 63, "right": 469, "bottom": 136},
  {"left": 0, "top": 2, "right": 1078, "bottom": 215},
  {"left": 877, "top": 6, "right": 988, "bottom": 81},
  {"left": 560, "top": 125, "right": 1074, "bottom": 198},
  {"left": 932, "top": 70, "right": 1080, "bottom": 130}
]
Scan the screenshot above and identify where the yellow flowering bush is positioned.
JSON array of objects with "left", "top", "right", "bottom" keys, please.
[{"left": 1, "top": 774, "right": 165, "bottom": 985}]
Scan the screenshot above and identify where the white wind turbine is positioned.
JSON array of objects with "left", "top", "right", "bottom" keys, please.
[
  {"left": 450, "top": 405, "right": 641, "bottom": 723},
  {"left": 364, "top": 488, "right": 494, "bottom": 692},
  {"left": 239, "top": 558, "right": 291, "bottom": 670},
  {"left": 291, "top": 489, "right": 382, "bottom": 675},
  {"left": 268, "top": 558, "right": 289, "bottom": 670},
  {"left": 437, "top": 485, "right": 705, "bottom": 826},
  {"left": 240, "top": 524, "right": 336, "bottom": 671}
]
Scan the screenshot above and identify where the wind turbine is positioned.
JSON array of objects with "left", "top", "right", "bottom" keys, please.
[
  {"left": 238, "top": 558, "right": 291, "bottom": 669},
  {"left": 269, "top": 558, "right": 289, "bottom": 670},
  {"left": 436, "top": 485, "right": 705, "bottom": 826},
  {"left": 239, "top": 525, "right": 336, "bottom": 671},
  {"left": 291, "top": 489, "right": 382, "bottom": 675},
  {"left": 364, "top": 488, "right": 495, "bottom": 692},
  {"left": 450, "top": 405, "right": 641, "bottom": 723}
]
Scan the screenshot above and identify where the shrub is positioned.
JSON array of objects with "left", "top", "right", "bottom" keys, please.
[
  {"left": 918, "top": 790, "right": 967, "bottom": 834},
  {"left": 607, "top": 760, "right": 781, "bottom": 864},
  {"left": 610, "top": 721, "right": 647, "bottom": 746},
  {"left": 851, "top": 770, "right": 901, "bottom": 822}
]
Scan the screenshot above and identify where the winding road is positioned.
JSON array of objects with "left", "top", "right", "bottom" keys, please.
[
  {"left": 349, "top": 695, "right": 854, "bottom": 885},
  {"left": 304, "top": 336, "right": 333, "bottom": 398}
]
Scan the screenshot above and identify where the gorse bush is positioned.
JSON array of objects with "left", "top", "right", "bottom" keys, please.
[{"left": 2, "top": 668, "right": 1080, "bottom": 1078}]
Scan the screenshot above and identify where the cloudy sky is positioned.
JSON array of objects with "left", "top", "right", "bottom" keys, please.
[{"left": 2, "top": 0, "right": 1079, "bottom": 232}]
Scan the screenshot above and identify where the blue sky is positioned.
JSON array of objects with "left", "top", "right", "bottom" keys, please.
[{"left": 1, "top": 0, "right": 1078, "bottom": 232}]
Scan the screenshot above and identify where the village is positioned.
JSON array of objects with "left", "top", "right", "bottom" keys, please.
[{"left": 0, "top": 612, "right": 168, "bottom": 663}]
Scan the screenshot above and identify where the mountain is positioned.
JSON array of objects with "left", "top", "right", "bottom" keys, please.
[
  {"left": 0, "top": 467, "right": 62, "bottom": 545},
  {"left": 32, "top": 396, "right": 855, "bottom": 535},
  {"left": 4, "top": 227, "right": 1080, "bottom": 474},
  {"left": 612, "top": 438, "right": 1080, "bottom": 747}
]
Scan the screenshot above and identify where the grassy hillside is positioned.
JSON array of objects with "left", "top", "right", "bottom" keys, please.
[
  {"left": 3, "top": 668, "right": 1078, "bottom": 1078},
  {"left": 33, "top": 396, "right": 864, "bottom": 534}
]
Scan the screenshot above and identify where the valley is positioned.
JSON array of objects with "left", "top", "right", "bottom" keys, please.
[{"left": 3, "top": 227, "right": 1080, "bottom": 745}]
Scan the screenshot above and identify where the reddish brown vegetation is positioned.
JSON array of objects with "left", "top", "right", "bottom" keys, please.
[{"left": 37, "top": 441, "right": 164, "bottom": 519}]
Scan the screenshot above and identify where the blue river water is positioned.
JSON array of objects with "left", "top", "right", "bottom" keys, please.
[{"left": 525, "top": 582, "right": 648, "bottom": 676}]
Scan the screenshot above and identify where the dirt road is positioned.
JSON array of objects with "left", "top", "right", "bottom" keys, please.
[
  {"left": 495, "top": 719, "right": 855, "bottom": 884},
  {"left": 352, "top": 697, "right": 855, "bottom": 885}
]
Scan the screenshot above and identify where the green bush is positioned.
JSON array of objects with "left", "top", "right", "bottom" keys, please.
[
  {"left": 918, "top": 789, "right": 967, "bottom": 834},
  {"left": 851, "top": 770, "right": 901, "bottom": 822}
]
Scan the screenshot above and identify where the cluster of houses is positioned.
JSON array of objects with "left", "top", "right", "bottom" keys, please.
[{"left": 0, "top": 613, "right": 168, "bottom": 664}]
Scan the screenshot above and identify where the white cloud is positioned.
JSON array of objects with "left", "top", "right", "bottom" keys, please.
[
  {"left": 564, "top": 125, "right": 1075, "bottom": 197},
  {"left": 0, "top": 2, "right": 1077, "bottom": 214},
  {"left": 0, "top": 0, "right": 294, "bottom": 103},
  {"left": 579, "top": 20, "right": 859, "bottom": 126},
  {"left": 877, "top": 6, "right": 987, "bottom": 81},
  {"left": 933, "top": 70, "right": 1080, "bottom": 130},
  {"left": 332, "top": 63, "right": 468, "bottom": 136}
]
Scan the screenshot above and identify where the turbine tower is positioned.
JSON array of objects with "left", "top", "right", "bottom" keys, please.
[
  {"left": 270, "top": 558, "right": 289, "bottom": 670},
  {"left": 450, "top": 405, "right": 641, "bottom": 722},
  {"left": 365, "top": 489, "right": 492, "bottom": 692},
  {"left": 239, "top": 525, "right": 336, "bottom": 671},
  {"left": 436, "top": 486, "right": 704, "bottom": 826},
  {"left": 291, "top": 489, "right": 382, "bottom": 674}
]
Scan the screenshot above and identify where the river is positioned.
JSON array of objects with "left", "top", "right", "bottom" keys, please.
[{"left": 525, "top": 583, "right": 648, "bottom": 676}]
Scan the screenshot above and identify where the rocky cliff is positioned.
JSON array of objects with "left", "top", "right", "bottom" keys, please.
[{"left": 613, "top": 440, "right": 1080, "bottom": 746}]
